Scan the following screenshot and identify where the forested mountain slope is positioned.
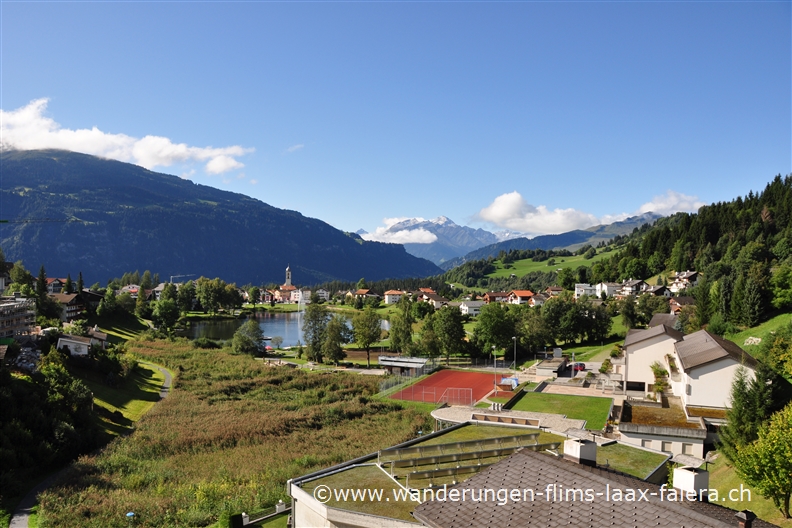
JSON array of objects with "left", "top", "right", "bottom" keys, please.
[{"left": 0, "top": 150, "right": 441, "bottom": 285}]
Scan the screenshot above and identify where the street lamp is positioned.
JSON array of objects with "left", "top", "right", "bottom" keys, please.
[
  {"left": 492, "top": 345, "right": 497, "bottom": 392},
  {"left": 512, "top": 336, "right": 517, "bottom": 373}
]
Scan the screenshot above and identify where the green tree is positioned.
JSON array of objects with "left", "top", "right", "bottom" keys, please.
[
  {"left": 36, "top": 265, "right": 48, "bottom": 306},
  {"left": 389, "top": 297, "right": 414, "bottom": 354},
  {"left": 419, "top": 313, "right": 441, "bottom": 359},
  {"left": 557, "top": 268, "right": 576, "bottom": 290},
  {"left": 743, "top": 277, "right": 764, "bottom": 327},
  {"left": 177, "top": 281, "right": 196, "bottom": 313},
  {"left": 473, "top": 303, "right": 514, "bottom": 353},
  {"left": 160, "top": 282, "right": 178, "bottom": 302},
  {"left": 302, "top": 303, "right": 330, "bottom": 362},
  {"left": 76, "top": 271, "right": 84, "bottom": 294},
  {"left": 353, "top": 306, "right": 381, "bottom": 368},
  {"left": 64, "top": 274, "right": 74, "bottom": 294},
  {"left": 232, "top": 319, "right": 264, "bottom": 355},
  {"left": 248, "top": 286, "right": 261, "bottom": 307},
  {"left": 515, "top": 307, "right": 552, "bottom": 353},
  {"left": 636, "top": 294, "right": 670, "bottom": 326},
  {"left": 619, "top": 296, "right": 639, "bottom": 329},
  {"left": 271, "top": 336, "right": 284, "bottom": 349},
  {"left": 771, "top": 263, "right": 792, "bottom": 310},
  {"left": 135, "top": 286, "right": 148, "bottom": 317},
  {"left": 140, "top": 270, "right": 153, "bottom": 290},
  {"left": 434, "top": 307, "right": 466, "bottom": 366},
  {"left": 323, "top": 314, "right": 350, "bottom": 365},
  {"left": 116, "top": 292, "right": 135, "bottom": 314},
  {"left": 356, "top": 278, "right": 367, "bottom": 290},
  {"left": 719, "top": 366, "right": 755, "bottom": 463},
  {"left": 732, "top": 402, "right": 792, "bottom": 519},
  {"left": 10, "top": 261, "right": 33, "bottom": 287},
  {"left": 152, "top": 299, "right": 180, "bottom": 331}
]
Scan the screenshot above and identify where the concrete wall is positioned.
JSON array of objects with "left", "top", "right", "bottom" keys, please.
[
  {"left": 682, "top": 358, "right": 755, "bottom": 409},
  {"left": 619, "top": 430, "right": 704, "bottom": 458},
  {"left": 624, "top": 336, "right": 677, "bottom": 392}
]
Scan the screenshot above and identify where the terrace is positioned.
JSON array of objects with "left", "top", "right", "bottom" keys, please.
[{"left": 291, "top": 423, "right": 674, "bottom": 526}]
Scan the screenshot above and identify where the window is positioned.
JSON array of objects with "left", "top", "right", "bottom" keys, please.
[
  {"left": 661, "top": 441, "right": 673, "bottom": 453},
  {"left": 641, "top": 440, "right": 652, "bottom": 449},
  {"left": 682, "top": 443, "right": 694, "bottom": 455}
]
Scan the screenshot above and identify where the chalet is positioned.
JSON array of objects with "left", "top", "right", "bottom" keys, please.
[
  {"left": 507, "top": 290, "right": 534, "bottom": 304},
  {"left": 120, "top": 284, "right": 141, "bottom": 298},
  {"left": 594, "top": 282, "right": 621, "bottom": 298},
  {"left": 57, "top": 335, "right": 92, "bottom": 357},
  {"left": 645, "top": 284, "right": 672, "bottom": 297},
  {"left": 88, "top": 326, "right": 109, "bottom": 350},
  {"left": 621, "top": 279, "right": 649, "bottom": 297},
  {"left": 49, "top": 293, "right": 86, "bottom": 322},
  {"left": 544, "top": 285, "right": 563, "bottom": 297},
  {"left": 529, "top": 293, "right": 547, "bottom": 307},
  {"left": 314, "top": 289, "right": 330, "bottom": 302},
  {"left": 80, "top": 288, "right": 104, "bottom": 310},
  {"left": 45, "top": 278, "right": 66, "bottom": 294},
  {"left": 669, "top": 296, "right": 696, "bottom": 314},
  {"left": 483, "top": 291, "right": 509, "bottom": 304},
  {"left": 384, "top": 290, "right": 406, "bottom": 305},
  {"left": 669, "top": 270, "right": 700, "bottom": 294},
  {"left": 459, "top": 300, "right": 485, "bottom": 316},
  {"left": 648, "top": 313, "right": 678, "bottom": 328},
  {"left": 573, "top": 283, "right": 596, "bottom": 299},
  {"left": 422, "top": 293, "right": 449, "bottom": 309}
]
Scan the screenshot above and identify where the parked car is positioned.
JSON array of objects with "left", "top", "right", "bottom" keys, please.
[{"left": 570, "top": 362, "right": 586, "bottom": 372}]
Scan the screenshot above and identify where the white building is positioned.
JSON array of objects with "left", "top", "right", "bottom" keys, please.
[
  {"left": 57, "top": 335, "right": 92, "bottom": 357},
  {"left": 459, "top": 300, "right": 485, "bottom": 316},
  {"left": 574, "top": 283, "right": 596, "bottom": 299},
  {"left": 594, "top": 282, "right": 621, "bottom": 298},
  {"left": 384, "top": 290, "right": 405, "bottom": 305}
]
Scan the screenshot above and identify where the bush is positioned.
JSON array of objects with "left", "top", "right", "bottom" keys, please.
[{"left": 194, "top": 337, "right": 221, "bottom": 349}]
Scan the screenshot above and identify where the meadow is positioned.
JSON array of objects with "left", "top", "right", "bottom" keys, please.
[
  {"left": 486, "top": 251, "right": 613, "bottom": 279},
  {"left": 35, "top": 338, "right": 432, "bottom": 527}
]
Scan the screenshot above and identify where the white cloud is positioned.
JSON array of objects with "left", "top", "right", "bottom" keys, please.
[
  {"left": 476, "top": 191, "right": 600, "bottom": 234},
  {"left": 249, "top": 178, "right": 258, "bottom": 185},
  {"left": 285, "top": 144, "right": 304, "bottom": 154},
  {"left": 476, "top": 189, "right": 707, "bottom": 235},
  {"left": 637, "top": 190, "right": 706, "bottom": 216},
  {"left": 361, "top": 227, "right": 438, "bottom": 245},
  {"left": 0, "top": 98, "right": 253, "bottom": 175}
]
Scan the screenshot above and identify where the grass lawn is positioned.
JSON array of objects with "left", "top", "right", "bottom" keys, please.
[
  {"left": 596, "top": 443, "right": 667, "bottom": 480},
  {"left": 486, "top": 251, "right": 612, "bottom": 279},
  {"left": 81, "top": 361, "right": 166, "bottom": 437},
  {"left": 256, "top": 513, "right": 290, "bottom": 527},
  {"left": 302, "top": 464, "right": 414, "bottom": 521},
  {"left": 417, "top": 424, "right": 562, "bottom": 446},
  {"left": 89, "top": 312, "right": 149, "bottom": 343},
  {"left": 707, "top": 452, "right": 792, "bottom": 527},
  {"left": 509, "top": 393, "right": 612, "bottom": 430},
  {"left": 725, "top": 312, "right": 792, "bottom": 349}
]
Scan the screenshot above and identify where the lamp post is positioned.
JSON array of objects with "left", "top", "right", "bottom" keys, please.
[
  {"left": 512, "top": 336, "right": 517, "bottom": 374},
  {"left": 492, "top": 345, "right": 497, "bottom": 392}
]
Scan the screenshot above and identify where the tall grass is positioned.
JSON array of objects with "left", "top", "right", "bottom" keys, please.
[{"left": 37, "top": 339, "right": 432, "bottom": 527}]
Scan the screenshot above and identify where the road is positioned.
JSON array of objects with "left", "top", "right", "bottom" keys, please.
[{"left": 9, "top": 362, "right": 172, "bottom": 528}]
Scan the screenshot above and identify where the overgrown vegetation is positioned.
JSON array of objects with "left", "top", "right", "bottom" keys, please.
[{"left": 35, "top": 339, "right": 432, "bottom": 527}]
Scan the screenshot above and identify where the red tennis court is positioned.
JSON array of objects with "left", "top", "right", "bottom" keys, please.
[{"left": 390, "top": 370, "right": 498, "bottom": 405}]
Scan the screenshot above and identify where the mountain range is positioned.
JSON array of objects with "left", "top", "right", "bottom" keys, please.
[
  {"left": 0, "top": 149, "right": 442, "bottom": 285},
  {"left": 438, "top": 212, "right": 663, "bottom": 271},
  {"left": 357, "top": 216, "right": 523, "bottom": 265}
]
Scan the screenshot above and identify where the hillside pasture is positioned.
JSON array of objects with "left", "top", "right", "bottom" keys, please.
[{"left": 487, "top": 251, "right": 612, "bottom": 279}]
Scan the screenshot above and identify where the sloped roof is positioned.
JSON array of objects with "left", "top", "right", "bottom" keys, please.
[
  {"left": 414, "top": 449, "right": 775, "bottom": 528},
  {"left": 623, "top": 324, "right": 683, "bottom": 348},
  {"left": 49, "top": 293, "right": 80, "bottom": 304},
  {"left": 648, "top": 313, "right": 678, "bottom": 328},
  {"left": 508, "top": 290, "right": 534, "bottom": 298},
  {"left": 670, "top": 296, "right": 696, "bottom": 306},
  {"left": 674, "top": 330, "right": 758, "bottom": 371}
]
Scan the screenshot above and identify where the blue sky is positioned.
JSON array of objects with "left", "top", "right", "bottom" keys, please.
[{"left": 2, "top": 1, "right": 790, "bottom": 243}]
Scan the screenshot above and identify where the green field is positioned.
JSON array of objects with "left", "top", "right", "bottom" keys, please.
[
  {"left": 708, "top": 452, "right": 792, "bottom": 527},
  {"left": 508, "top": 393, "right": 612, "bottom": 429},
  {"left": 82, "top": 361, "right": 167, "bottom": 437},
  {"left": 725, "top": 312, "right": 792, "bottom": 349},
  {"left": 487, "top": 251, "right": 612, "bottom": 279},
  {"left": 596, "top": 443, "right": 667, "bottom": 480}
]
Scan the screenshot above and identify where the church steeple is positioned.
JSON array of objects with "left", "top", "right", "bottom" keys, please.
[{"left": 285, "top": 264, "right": 292, "bottom": 287}]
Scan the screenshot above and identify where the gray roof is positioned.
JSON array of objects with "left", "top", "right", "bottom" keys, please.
[
  {"left": 648, "top": 313, "right": 678, "bottom": 328},
  {"left": 674, "top": 330, "right": 758, "bottom": 372},
  {"left": 623, "top": 324, "right": 683, "bottom": 348},
  {"left": 413, "top": 449, "right": 776, "bottom": 528}
]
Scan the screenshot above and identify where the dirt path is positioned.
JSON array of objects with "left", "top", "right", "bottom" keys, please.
[{"left": 9, "top": 362, "right": 172, "bottom": 528}]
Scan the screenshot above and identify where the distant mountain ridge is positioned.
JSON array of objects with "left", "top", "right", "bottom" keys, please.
[
  {"left": 359, "top": 216, "right": 525, "bottom": 264},
  {"left": 439, "top": 213, "right": 663, "bottom": 270},
  {"left": 0, "top": 149, "right": 442, "bottom": 285}
]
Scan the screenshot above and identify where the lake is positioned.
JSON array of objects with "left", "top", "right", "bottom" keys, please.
[{"left": 181, "top": 311, "right": 388, "bottom": 347}]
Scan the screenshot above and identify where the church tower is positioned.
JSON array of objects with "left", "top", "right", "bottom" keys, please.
[{"left": 284, "top": 265, "right": 292, "bottom": 287}]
